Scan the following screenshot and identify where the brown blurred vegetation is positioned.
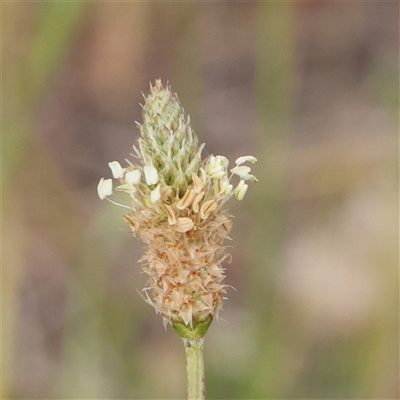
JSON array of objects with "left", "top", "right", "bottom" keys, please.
[{"left": 3, "top": 2, "right": 398, "bottom": 399}]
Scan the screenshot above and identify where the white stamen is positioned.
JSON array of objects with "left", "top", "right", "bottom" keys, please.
[
  {"left": 108, "top": 161, "right": 126, "bottom": 179},
  {"left": 97, "top": 178, "right": 113, "bottom": 199},
  {"left": 210, "top": 170, "right": 226, "bottom": 180},
  {"left": 125, "top": 169, "right": 141, "bottom": 185},
  {"left": 144, "top": 165, "right": 159, "bottom": 185},
  {"left": 207, "top": 156, "right": 227, "bottom": 177},
  {"left": 208, "top": 156, "right": 216, "bottom": 172},
  {"left": 235, "top": 155, "right": 257, "bottom": 165},
  {"left": 231, "top": 165, "right": 251, "bottom": 176},
  {"left": 236, "top": 183, "right": 248, "bottom": 201},
  {"left": 224, "top": 184, "right": 233, "bottom": 196},
  {"left": 236, "top": 179, "right": 246, "bottom": 192},
  {"left": 151, "top": 184, "right": 161, "bottom": 203},
  {"left": 230, "top": 165, "right": 258, "bottom": 182},
  {"left": 216, "top": 155, "right": 229, "bottom": 168},
  {"left": 219, "top": 180, "right": 229, "bottom": 192}
]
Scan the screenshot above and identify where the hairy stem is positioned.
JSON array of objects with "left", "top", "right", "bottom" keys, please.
[{"left": 183, "top": 337, "right": 205, "bottom": 400}]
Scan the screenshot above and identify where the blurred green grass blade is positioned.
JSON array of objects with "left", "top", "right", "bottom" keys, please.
[
  {"left": 3, "top": 2, "right": 86, "bottom": 184},
  {"left": 257, "top": 3, "right": 294, "bottom": 132},
  {"left": 253, "top": 2, "right": 294, "bottom": 293},
  {"left": 248, "top": 3, "right": 294, "bottom": 399},
  {"left": 26, "top": 2, "right": 86, "bottom": 100}
]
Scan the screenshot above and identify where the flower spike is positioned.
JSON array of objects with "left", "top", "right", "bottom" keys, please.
[{"left": 97, "top": 80, "right": 257, "bottom": 331}]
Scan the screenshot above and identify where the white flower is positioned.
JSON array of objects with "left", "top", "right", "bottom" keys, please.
[
  {"left": 108, "top": 161, "right": 126, "bottom": 179},
  {"left": 144, "top": 165, "right": 159, "bottom": 185},
  {"left": 97, "top": 178, "right": 113, "bottom": 200},
  {"left": 125, "top": 169, "right": 141, "bottom": 185}
]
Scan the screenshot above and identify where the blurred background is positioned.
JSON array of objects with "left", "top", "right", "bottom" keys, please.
[{"left": 3, "top": 2, "right": 399, "bottom": 399}]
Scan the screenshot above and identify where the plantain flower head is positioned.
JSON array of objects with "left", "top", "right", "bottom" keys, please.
[{"left": 98, "top": 80, "right": 257, "bottom": 337}]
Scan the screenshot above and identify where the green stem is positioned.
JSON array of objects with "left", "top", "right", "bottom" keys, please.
[{"left": 183, "top": 337, "right": 205, "bottom": 400}]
